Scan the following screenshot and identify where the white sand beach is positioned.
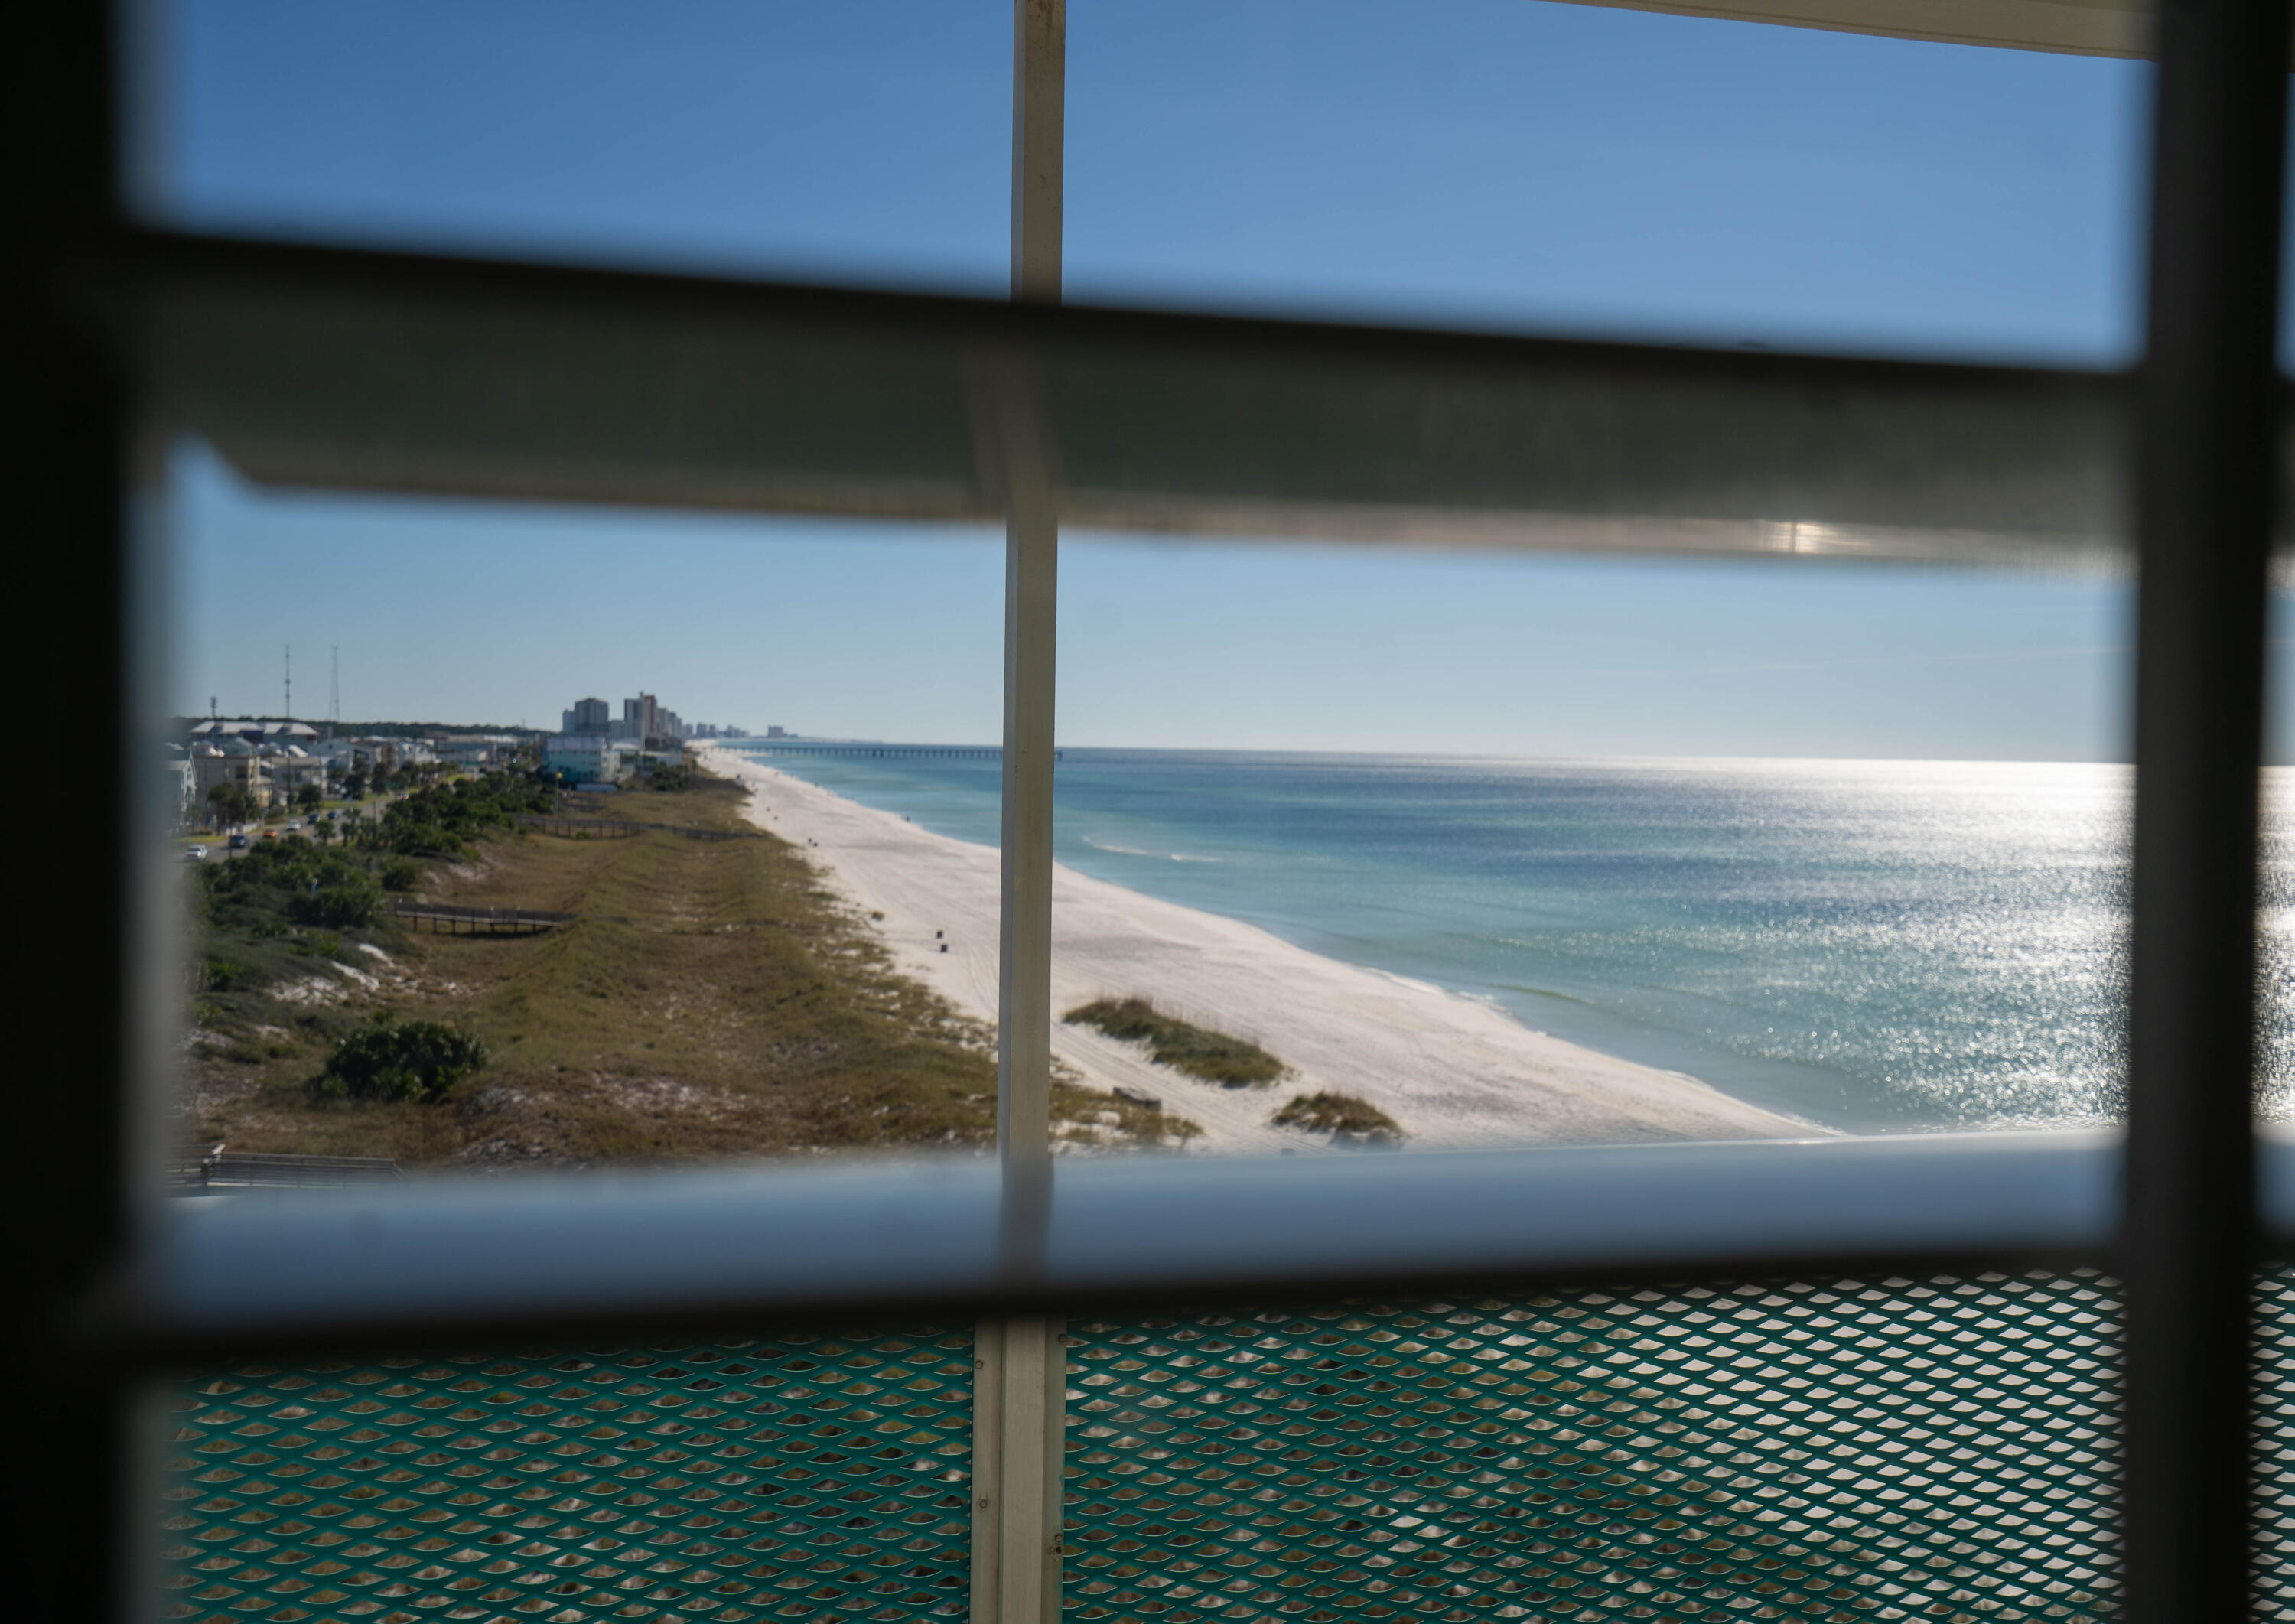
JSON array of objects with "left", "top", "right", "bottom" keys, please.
[{"left": 698, "top": 745, "right": 1815, "bottom": 1154}]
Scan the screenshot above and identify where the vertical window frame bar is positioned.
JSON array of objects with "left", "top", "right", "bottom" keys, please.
[
  {"left": 23, "top": 4, "right": 138, "bottom": 1622},
  {"left": 2124, "top": 0, "right": 2287, "bottom": 1616},
  {"left": 983, "top": 5, "right": 1069, "bottom": 1624}
]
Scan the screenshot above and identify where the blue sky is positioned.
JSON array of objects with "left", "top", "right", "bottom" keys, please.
[{"left": 157, "top": 0, "right": 2291, "bottom": 759}]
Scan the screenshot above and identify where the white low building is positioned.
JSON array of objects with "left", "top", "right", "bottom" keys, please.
[
  {"left": 189, "top": 718, "right": 320, "bottom": 748},
  {"left": 544, "top": 734, "right": 636, "bottom": 783},
  {"left": 262, "top": 748, "right": 331, "bottom": 799},
  {"left": 190, "top": 742, "right": 270, "bottom": 810}
]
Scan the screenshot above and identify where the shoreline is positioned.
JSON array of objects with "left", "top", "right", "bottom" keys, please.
[{"left": 697, "top": 744, "right": 1817, "bottom": 1154}]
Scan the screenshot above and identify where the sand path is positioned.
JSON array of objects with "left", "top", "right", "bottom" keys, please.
[{"left": 698, "top": 746, "right": 1815, "bottom": 1154}]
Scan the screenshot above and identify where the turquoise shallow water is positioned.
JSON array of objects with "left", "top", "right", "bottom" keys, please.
[{"left": 724, "top": 746, "right": 2293, "bottom": 1134}]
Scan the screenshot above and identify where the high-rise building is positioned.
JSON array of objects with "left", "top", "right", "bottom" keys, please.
[
  {"left": 561, "top": 691, "right": 694, "bottom": 746},
  {"left": 562, "top": 696, "right": 612, "bottom": 734}
]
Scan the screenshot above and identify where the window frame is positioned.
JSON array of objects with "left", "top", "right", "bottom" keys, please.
[{"left": 23, "top": 2, "right": 2290, "bottom": 1619}]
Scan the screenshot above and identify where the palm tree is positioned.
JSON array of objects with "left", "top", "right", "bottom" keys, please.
[{"left": 205, "top": 781, "right": 257, "bottom": 832}]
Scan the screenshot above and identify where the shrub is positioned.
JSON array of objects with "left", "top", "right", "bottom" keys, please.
[
  {"left": 376, "top": 769, "right": 553, "bottom": 855},
  {"left": 290, "top": 877, "right": 382, "bottom": 929},
  {"left": 379, "top": 856, "right": 423, "bottom": 892},
  {"left": 1063, "top": 997, "right": 1287, "bottom": 1087},
  {"left": 200, "top": 958, "right": 250, "bottom": 993},
  {"left": 1270, "top": 1091, "right": 1405, "bottom": 1146},
  {"left": 310, "top": 1017, "right": 488, "bottom": 1104},
  {"left": 389, "top": 821, "right": 463, "bottom": 858}
]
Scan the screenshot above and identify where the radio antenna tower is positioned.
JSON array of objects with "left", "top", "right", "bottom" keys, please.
[
  {"left": 283, "top": 645, "right": 293, "bottom": 721},
  {"left": 329, "top": 646, "right": 340, "bottom": 739}
]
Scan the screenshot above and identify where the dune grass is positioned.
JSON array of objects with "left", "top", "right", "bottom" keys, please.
[
  {"left": 1053, "top": 1073, "right": 1203, "bottom": 1147},
  {"left": 1271, "top": 1091, "right": 1405, "bottom": 1145},
  {"left": 1063, "top": 996, "right": 1288, "bottom": 1087},
  {"left": 184, "top": 771, "right": 1196, "bottom": 1164}
]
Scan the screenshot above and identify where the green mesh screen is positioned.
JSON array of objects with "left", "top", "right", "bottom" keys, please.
[
  {"left": 158, "top": 1271, "right": 2295, "bottom": 1623},
  {"left": 2258, "top": 1269, "right": 2295, "bottom": 1620},
  {"left": 1064, "top": 1272, "right": 2128, "bottom": 1622},
  {"left": 160, "top": 1333, "right": 975, "bottom": 1623}
]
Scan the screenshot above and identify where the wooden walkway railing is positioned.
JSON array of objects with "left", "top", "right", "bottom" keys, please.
[
  {"left": 741, "top": 743, "right": 1060, "bottom": 761},
  {"left": 520, "top": 813, "right": 643, "bottom": 838},
  {"left": 170, "top": 1144, "right": 404, "bottom": 1190},
  {"left": 519, "top": 814, "right": 760, "bottom": 842},
  {"left": 390, "top": 898, "right": 575, "bottom": 936}
]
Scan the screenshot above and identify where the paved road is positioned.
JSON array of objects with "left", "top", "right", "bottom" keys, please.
[{"left": 183, "top": 795, "right": 402, "bottom": 864}]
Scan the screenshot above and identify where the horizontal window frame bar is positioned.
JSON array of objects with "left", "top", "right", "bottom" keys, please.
[
  {"left": 67, "top": 1128, "right": 2295, "bottom": 1368},
  {"left": 1564, "top": 0, "right": 2160, "bottom": 61},
  {"left": 75, "top": 224, "right": 2127, "bottom": 395},
  {"left": 63, "top": 226, "right": 2164, "bottom": 563}
]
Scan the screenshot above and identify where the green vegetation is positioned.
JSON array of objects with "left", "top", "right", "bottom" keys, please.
[
  {"left": 646, "top": 765, "right": 694, "bottom": 792},
  {"left": 205, "top": 781, "right": 258, "bottom": 831},
  {"left": 311, "top": 1017, "right": 489, "bottom": 1104},
  {"left": 199, "top": 958, "right": 252, "bottom": 994},
  {"left": 1063, "top": 997, "right": 1288, "bottom": 1087},
  {"left": 1053, "top": 1073, "right": 1203, "bottom": 1147},
  {"left": 183, "top": 841, "right": 409, "bottom": 1134},
  {"left": 1271, "top": 1091, "right": 1405, "bottom": 1145},
  {"left": 184, "top": 769, "right": 543, "bottom": 1124},
  {"left": 200, "top": 836, "right": 389, "bottom": 941},
  {"left": 289, "top": 875, "right": 381, "bottom": 929},
  {"left": 378, "top": 771, "right": 555, "bottom": 857},
  {"left": 183, "top": 767, "right": 1191, "bottom": 1164}
]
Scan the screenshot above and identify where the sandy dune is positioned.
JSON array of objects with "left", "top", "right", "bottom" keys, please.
[{"left": 699, "top": 746, "right": 1814, "bottom": 1154}]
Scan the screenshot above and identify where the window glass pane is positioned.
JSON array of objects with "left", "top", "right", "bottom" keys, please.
[
  {"left": 746, "top": 537, "right": 2173, "bottom": 1152},
  {"left": 138, "top": 0, "right": 1009, "bottom": 291},
  {"left": 162, "top": 440, "right": 1053, "bottom": 1182},
  {"left": 1066, "top": 0, "right": 2147, "bottom": 363}
]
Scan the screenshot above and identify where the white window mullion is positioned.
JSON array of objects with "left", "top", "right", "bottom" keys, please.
[{"left": 981, "top": 3, "right": 1066, "bottom": 1622}]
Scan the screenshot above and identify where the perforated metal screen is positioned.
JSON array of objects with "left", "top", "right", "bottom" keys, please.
[
  {"left": 159, "top": 1273, "right": 2295, "bottom": 1623},
  {"left": 161, "top": 1333, "right": 975, "bottom": 1622},
  {"left": 2258, "top": 1270, "right": 2295, "bottom": 1620},
  {"left": 1063, "top": 1270, "right": 2267, "bottom": 1624}
]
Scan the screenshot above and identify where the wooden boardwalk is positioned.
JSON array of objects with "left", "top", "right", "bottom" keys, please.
[
  {"left": 170, "top": 1144, "right": 403, "bottom": 1191},
  {"left": 520, "top": 813, "right": 643, "bottom": 838},
  {"left": 519, "top": 814, "right": 760, "bottom": 842},
  {"left": 742, "top": 744, "right": 1061, "bottom": 762},
  {"left": 390, "top": 898, "right": 575, "bottom": 936}
]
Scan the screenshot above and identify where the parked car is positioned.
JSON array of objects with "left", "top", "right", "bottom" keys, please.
[{"left": 184, "top": 845, "right": 207, "bottom": 861}]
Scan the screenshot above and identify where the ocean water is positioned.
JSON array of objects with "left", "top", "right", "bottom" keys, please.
[{"left": 726, "top": 746, "right": 2293, "bottom": 1134}]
